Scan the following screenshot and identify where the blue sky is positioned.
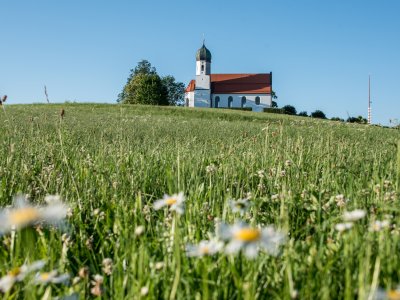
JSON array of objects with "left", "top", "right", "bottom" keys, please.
[{"left": 1, "top": 0, "right": 399, "bottom": 125}]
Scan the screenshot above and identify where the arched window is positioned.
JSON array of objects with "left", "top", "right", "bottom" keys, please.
[
  {"left": 228, "top": 96, "right": 233, "bottom": 108},
  {"left": 215, "top": 96, "right": 220, "bottom": 108},
  {"left": 255, "top": 96, "right": 260, "bottom": 105},
  {"left": 201, "top": 64, "right": 204, "bottom": 72},
  {"left": 185, "top": 98, "right": 189, "bottom": 107},
  {"left": 241, "top": 96, "right": 246, "bottom": 107}
]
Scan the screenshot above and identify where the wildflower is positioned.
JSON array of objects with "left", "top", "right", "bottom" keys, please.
[
  {"left": 370, "top": 220, "right": 390, "bottom": 232},
  {"left": 154, "top": 262, "right": 164, "bottom": 270},
  {"left": 334, "top": 194, "right": 347, "bottom": 208},
  {"left": 335, "top": 222, "right": 353, "bottom": 232},
  {"left": 256, "top": 170, "right": 265, "bottom": 178},
  {"left": 271, "top": 194, "right": 280, "bottom": 201},
  {"left": 387, "top": 289, "right": 400, "bottom": 300},
  {"left": 219, "top": 222, "right": 286, "bottom": 258},
  {"left": 228, "top": 199, "right": 251, "bottom": 215},
  {"left": 280, "top": 170, "right": 286, "bottom": 177},
  {"left": 0, "top": 194, "right": 67, "bottom": 234},
  {"left": 35, "top": 271, "right": 69, "bottom": 284},
  {"left": 153, "top": 192, "right": 185, "bottom": 215},
  {"left": 205, "top": 164, "right": 217, "bottom": 174},
  {"left": 66, "top": 207, "right": 74, "bottom": 218},
  {"left": 257, "top": 183, "right": 265, "bottom": 191},
  {"left": 102, "top": 258, "right": 113, "bottom": 275},
  {"left": 384, "top": 191, "right": 396, "bottom": 201},
  {"left": 141, "top": 286, "right": 149, "bottom": 296},
  {"left": 135, "top": 226, "right": 145, "bottom": 236},
  {"left": 383, "top": 180, "right": 392, "bottom": 188},
  {"left": 186, "top": 239, "right": 223, "bottom": 257},
  {"left": 90, "top": 275, "right": 103, "bottom": 297},
  {"left": 0, "top": 260, "right": 46, "bottom": 293},
  {"left": 285, "top": 160, "right": 292, "bottom": 167},
  {"left": 62, "top": 233, "right": 72, "bottom": 246},
  {"left": 245, "top": 192, "right": 253, "bottom": 200},
  {"left": 85, "top": 236, "right": 94, "bottom": 250},
  {"left": 78, "top": 267, "right": 89, "bottom": 279},
  {"left": 343, "top": 209, "right": 366, "bottom": 222}
]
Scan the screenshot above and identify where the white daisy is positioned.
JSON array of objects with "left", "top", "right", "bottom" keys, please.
[
  {"left": 186, "top": 239, "right": 224, "bottom": 257},
  {"left": 370, "top": 220, "right": 390, "bottom": 232},
  {"left": 219, "top": 222, "right": 286, "bottom": 258},
  {"left": 335, "top": 222, "right": 353, "bottom": 232},
  {"left": 228, "top": 198, "right": 251, "bottom": 215},
  {"left": 153, "top": 192, "right": 185, "bottom": 215},
  {"left": 0, "top": 260, "right": 46, "bottom": 293},
  {"left": 0, "top": 194, "right": 68, "bottom": 234},
  {"left": 35, "top": 270, "right": 70, "bottom": 284},
  {"left": 343, "top": 209, "right": 366, "bottom": 222}
]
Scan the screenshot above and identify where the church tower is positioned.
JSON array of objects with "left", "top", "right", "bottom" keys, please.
[{"left": 194, "top": 42, "right": 212, "bottom": 106}]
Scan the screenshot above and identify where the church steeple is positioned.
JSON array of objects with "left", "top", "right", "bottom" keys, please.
[{"left": 196, "top": 42, "right": 211, "bottom": 76}]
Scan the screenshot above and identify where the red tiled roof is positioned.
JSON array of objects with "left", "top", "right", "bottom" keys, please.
[
  {"left": 185, "top": 74, "right": 271, "bottom": 94},
  {"left": 211, "top": 73, "right": 271, "bottom": 94},
  {"left": 185, "top": 80, "right": 196, "bottom": 92}
]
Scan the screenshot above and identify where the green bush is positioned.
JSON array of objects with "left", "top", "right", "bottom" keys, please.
[
  {"left": 263, "top": 107, "right": 285, "bottom": 114},
  {"left": 220, "top": 107, "right": 252, "bottom": 111}
]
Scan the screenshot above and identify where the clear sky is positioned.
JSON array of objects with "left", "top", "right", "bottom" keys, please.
[{"left": 1, "top": 0, "right": 399, "bottom": 125}]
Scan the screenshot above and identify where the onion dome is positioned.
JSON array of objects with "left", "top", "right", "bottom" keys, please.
[{"left": 196, "top": 42, "right": 212, "bottom": 62}]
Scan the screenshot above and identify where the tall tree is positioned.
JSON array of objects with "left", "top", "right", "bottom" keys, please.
[
  {"left": 311, "top": 110, "right": 327, "bottom": 119},
  {"left": 118, "top": 60, "right": 184, "bottom": 106},
  {"left": 122, "top": 72, "right": 168, "bottom": 105},
  {"left": 282, "top": 105, "right": 297, "bottom": 115},
  {"left": 161, "top": 75, "right": 185, "bottom": 106}
]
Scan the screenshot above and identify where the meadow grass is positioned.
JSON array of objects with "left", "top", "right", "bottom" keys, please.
[{"left": 0, "top": 104, "right": 399, "bottom": 299}]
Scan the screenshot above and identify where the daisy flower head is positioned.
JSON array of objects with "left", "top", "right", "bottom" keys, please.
[
  {"left": 35, "top": 270, "right": 70, "bottom": 285},
  {"left": 186, "top": 239, "right": 224, "bottom": 257},
  {"left": 343, "top": 209, "right": 366, "bottom": 222},
  {"left": 0, "top": 260, "right": 46, "bottom": 293},
  {"left": 370, "top": 220, "right": 390, "bottom": 232},
  {"left": 0, "top": 194, "right": 68, "bottom": 234},
  {"left": 219, "top": 222, "right": 286, "bottom": 259},
  {"left": 228, "top": 198, "right": 251, "bottom": 215},
  {"left": 153, "top": 192, "right": 185, "bottom": 215},
  {"left": 335, "top": 222, "right": 353, "bottom": 232}
]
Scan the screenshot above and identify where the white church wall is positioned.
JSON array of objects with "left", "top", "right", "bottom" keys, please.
[
  {"left": 184, "top": 92, "right": 195, "bottom": 107},
  {"left": 195, "top": 75, "right": 210, "bottom": 90},
  {"left": 194, "top": 90, "right": 211, "bottom": 107},
  {"left": 211, "top": 94, "right": 271, "bottom": 112}
]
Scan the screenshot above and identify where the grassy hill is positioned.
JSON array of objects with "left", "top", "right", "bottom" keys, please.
[{"left": 0, "top": 104, "right": 399, "bottom": 299}]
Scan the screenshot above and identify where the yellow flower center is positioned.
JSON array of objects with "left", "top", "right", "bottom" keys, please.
[
  {"left": 9, "top": 207, "right": 40, "bottom": 225},
  {"left": 234, "top": 228, "right": 261, "bottom": 242},
  {"left": 8, "top": 267, "right": 21, "bottom": 277},
  {"left": 165, "top": 198, "right": 177, "bottom": 206},
  {"left": 40, "top": 273, "right": 51, "bottom": 281},
  {"left": 388, "top": 290, "right": 400, "bottom": 300},
  {"left": 201, "top": 246, "right": 210, "bottom": 254}
]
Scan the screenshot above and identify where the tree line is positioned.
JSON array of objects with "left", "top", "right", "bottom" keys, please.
[{"left": 279, "top": 104, "right": 368, "bottom": 124}]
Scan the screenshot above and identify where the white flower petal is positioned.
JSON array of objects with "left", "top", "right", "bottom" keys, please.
[
  {"left": 225, "top": 240, "right": 243, "bottom": 254},
  {"left": 153, "top": 200, "right": 166, "bottom": 210},
  {"left": 244, "top": 244, "right": 259, "bottom": 258},
  {"left": 0, "top": 275, "right": 16, "bottom": 293},
  {"left": 343, "top": 209, "right": 366, "bottom": 222}
]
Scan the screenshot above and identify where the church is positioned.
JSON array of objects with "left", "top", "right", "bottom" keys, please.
[{"left": 185, "top": 43, "right": 273, "bottom": 112}]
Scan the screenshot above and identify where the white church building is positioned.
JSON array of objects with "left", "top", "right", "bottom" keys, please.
[{"left": 185, "top": 43, "right": 273, "bottom": 112}]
